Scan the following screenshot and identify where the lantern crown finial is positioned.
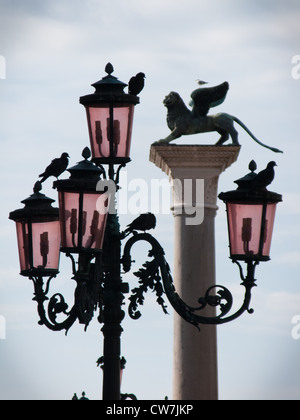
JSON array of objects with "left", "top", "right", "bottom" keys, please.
[
  {"left": 248, "top": 160, "right": 257, "bottom": 173},
  {"left": 105, "top": 62, "right": 114, "bottom": 76},
  {"left": 33, "top": 180, "right": 42, "bottom": 194},
  {"left": 233, "top": 160, "right": 258, "bottom": 191},
  {"left": 82, "top": 146, "right": 91, "bottom": 161}
]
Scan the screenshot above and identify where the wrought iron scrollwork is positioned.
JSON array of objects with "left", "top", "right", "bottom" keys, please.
[
  {"left": 196, "top": 285, "right": 233, "bottom": 315},
  {"left": 30, "top": 253, "right": 101, "bottom": 334},
  {"left": 30, "top": 229, "right": 258, "bottom": 334},
  {"left": 125, "top": 244, "right": 169, "bottom": 320},
  {"left": 122, "top": 232, "right": 258, "bottom": 330},
  {"left": 31, "top": 274, "right": 78, "bottom": 333}
]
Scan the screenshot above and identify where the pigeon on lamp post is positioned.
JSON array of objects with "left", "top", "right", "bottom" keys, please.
[
  {"left": 124, "top": 212, "right": 156, "bottom": 235},
  {"left": 251, "top": 161, "right": 277, "bottom": 191},
  {"left": 39, "top": 152, "right": 69, "bottom": 183},
  {"left": 128, "top": 72, "right": 146, "bottom": 96}
]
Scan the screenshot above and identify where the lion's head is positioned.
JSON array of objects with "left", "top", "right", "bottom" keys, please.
[{"left": 163, "top": 91, "right": 183, "bottom": 108}]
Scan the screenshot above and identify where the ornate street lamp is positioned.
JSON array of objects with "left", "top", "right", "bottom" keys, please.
[{"left": 9, "top": 64, "right": 282, "bottom": 400}]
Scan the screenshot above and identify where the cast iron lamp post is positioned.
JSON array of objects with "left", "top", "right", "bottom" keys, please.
[{"left": 9, "top": 64, "right": 282, "bottom": 400}]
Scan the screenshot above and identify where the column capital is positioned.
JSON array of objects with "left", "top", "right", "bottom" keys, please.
[
  {"left": 149, "top": 144, "right": 240, "bottom": 179},
  {"left": 150, "top": 144, "right": 240, "bottom": 217}
]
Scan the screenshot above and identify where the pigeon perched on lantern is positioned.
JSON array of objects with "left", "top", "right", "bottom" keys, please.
[
  {"left": 39, "top": 152, "right": 69, "bottom": 183},
  {"left": 250, "top": 161, "right": 277, "bottom": 191},
  {"left": 128, "top": 72, "right": 146, "bottom": 96}
]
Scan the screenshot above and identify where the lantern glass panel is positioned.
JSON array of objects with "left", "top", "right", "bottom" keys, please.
[
  {"left": 86, "top": 103, "right": 135, "bottom": 159},
  {"left": 59, "top": 191, "right": 109, "bottom": 251},
  {"left": 262, "top": 203, "right": 277, "bottom": 257},
  {"left": 16, "top": 221, "right": 30, "bottom": 272},
  {"left": 16, "top": 217, "right": 60, "bottom": 273},
  {"left": 227, "top": 203, "right": 263, "bottom": 258},
  {"left": 82, "top": 193, "right": 109, "bottom": 250},
  {"left": 59, "top": 191, "right": 80, "bottom": 249},
  {"left": 227, "top": 201, "right": 278, "bottom": 260}
]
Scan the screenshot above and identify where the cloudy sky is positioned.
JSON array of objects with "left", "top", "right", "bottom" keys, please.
[{"left": 0, "top": 0, "right": 300, "bottom": 400}]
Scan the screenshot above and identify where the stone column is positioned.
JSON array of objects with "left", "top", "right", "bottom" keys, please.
[{"left": 149, "top": 145, "right": 240, "bottom": 400}]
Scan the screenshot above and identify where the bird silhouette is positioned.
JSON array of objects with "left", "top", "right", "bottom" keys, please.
[
  {"left": 196, "top": 79, "right": 208, "bottom": 85},
  {"left": 39, "top": 152, "right": 69, "bottom": 183},
  {"left": 128, "top": 72, "right": 145, "bottom": 95},
  {"left": 250, "top": 161, "right": 277, "bottom": 191},
  {"left": 124, "top": 212, "right": 156, "bottom": 234}
]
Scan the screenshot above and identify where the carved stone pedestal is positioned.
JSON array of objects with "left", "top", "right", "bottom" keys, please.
[{"left": 149, "top": 144, "right": 240, "bottom": 400}]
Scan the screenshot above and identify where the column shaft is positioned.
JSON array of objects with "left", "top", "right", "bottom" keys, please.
[{"left": 150, "top": 145, "right": 240, "bottom": 400}]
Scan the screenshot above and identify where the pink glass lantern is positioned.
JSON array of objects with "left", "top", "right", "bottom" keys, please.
[
  {"left": 225, "top": 199, "right": 278, "bottom": 261},
  {"left": 219, "top": 161, "right": 282, "bottom": 262},
  {"left": 79, "top": 63, "right": 139, "bottom": 164},
  {"left": 84, "top": 103, "right": 135, "bottom": 160},
  {"left": 9, "top": 183, "right": 60, "bottom": 277},
  {"left": 58, "top": 191, "right": 109, "bottom": 252},
  {"left": 54, "top": 148, "right": 110, "bottom": 254}
]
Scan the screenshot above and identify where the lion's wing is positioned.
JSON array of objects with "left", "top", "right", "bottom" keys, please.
[{"left": 190, "top": 82, "right": 229, "bottom": 117}]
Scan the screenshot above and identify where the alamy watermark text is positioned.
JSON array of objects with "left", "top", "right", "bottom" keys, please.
[
  {"left": 291, "top": 315, "right": 300, "bottom": 340},
  {"left": 0, "top": 315, "right": 6, "bottom": 340},
  {"left": 291, "top": 55, "right": 300, "bottom": 80},
  {"left": 0, "top": 55, "right": 6, "bottom": 79},
  {"left": 96, "top": 172, "right": 205, "bottom": 226}
]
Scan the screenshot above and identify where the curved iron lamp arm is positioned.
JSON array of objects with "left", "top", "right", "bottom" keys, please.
[
  {"left": 30, "top": 253, "right": 102, "bottom": 334},
  {"left": 122, "top": 232, "right": 258, "bottom": 330}
]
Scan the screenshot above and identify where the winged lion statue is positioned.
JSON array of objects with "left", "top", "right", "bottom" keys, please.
[{"left": 155, "top": 82, "right": 283, "bottom": 153}]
